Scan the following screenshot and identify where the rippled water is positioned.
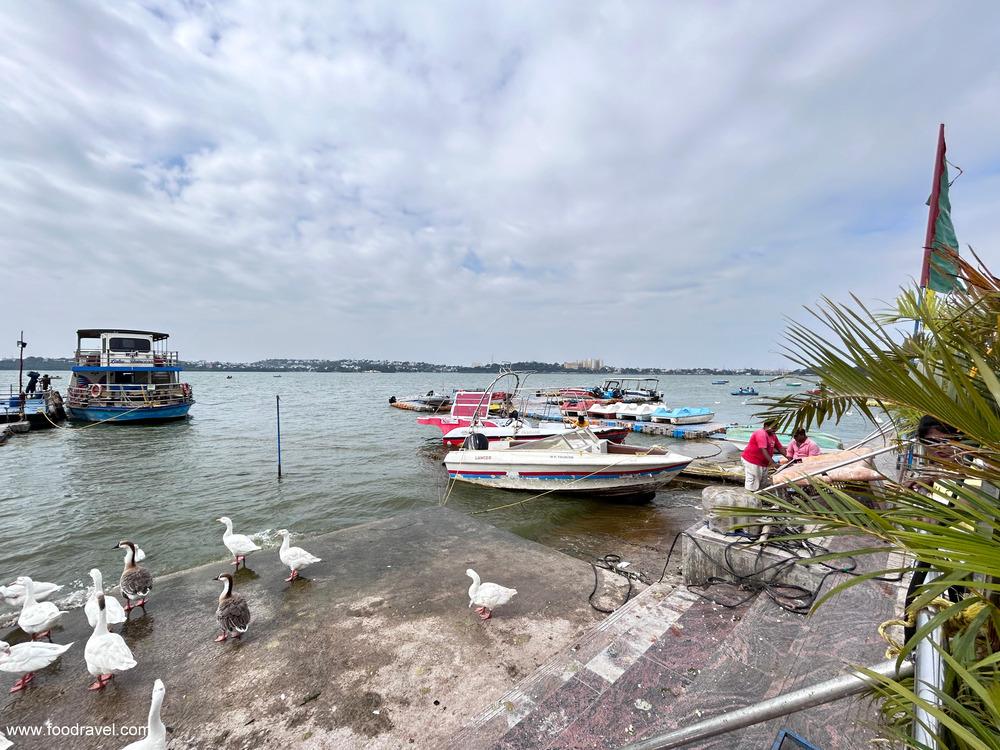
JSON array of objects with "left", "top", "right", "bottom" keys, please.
[{"left": 1, "top": 371, "right": 874, "bottom": 603}]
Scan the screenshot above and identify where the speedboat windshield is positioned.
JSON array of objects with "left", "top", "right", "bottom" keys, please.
[{"left": 507, "top": 428, "right": 604, "bottom": 452}]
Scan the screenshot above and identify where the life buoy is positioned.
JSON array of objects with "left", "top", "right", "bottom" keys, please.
[
  {"left": 89, "top": 383, "right": 103, "bottom": 398},
  {"left": 181, "top": 383, "right": 191, "bottom": 398}
]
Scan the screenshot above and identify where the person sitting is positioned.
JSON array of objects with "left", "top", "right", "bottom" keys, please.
[
  {"left": 740, "top": 419, "right": 785, "bottom": 491},
  {"left": 786, "top": 428, "right": 822, "bottom": 462},
  {"left": 575, "top": 413, "right": 588, "bottom": 429}
]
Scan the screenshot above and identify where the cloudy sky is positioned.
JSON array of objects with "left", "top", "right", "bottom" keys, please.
[{"left": 3, "top": 1, "right": 999, "bottom": 368}]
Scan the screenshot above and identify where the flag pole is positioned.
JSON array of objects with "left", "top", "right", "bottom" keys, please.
[
  {"left": 919, "top": 124, "right": 946, "bottom": 289},
  {"left": 911, "top": 123, "right": 948, "bottom": 750}
]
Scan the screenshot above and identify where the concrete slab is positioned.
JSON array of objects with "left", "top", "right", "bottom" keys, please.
[
  {"left": 0, "top": 507, "right": 606, "bottom": 749},
  {"left": 681, "top": 523, "right": 832, "bottom": 592}
]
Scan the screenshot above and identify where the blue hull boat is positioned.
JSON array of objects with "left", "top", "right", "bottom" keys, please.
[
  {"left": 65, "top": 328, "right": 194, "bottom": 425},
  {"left": 730, "top": 388, "right": 758, "bottom": 396},
  {"left": 66, "top": 402, "right": 192, "bottom": 423},
  {"left": 650, "top": 406, "right": 715, "bottom": 425}
]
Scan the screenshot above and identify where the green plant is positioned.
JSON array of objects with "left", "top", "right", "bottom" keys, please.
[{"left": 725, "top": 252, "right": 1000, "bottom": 749}]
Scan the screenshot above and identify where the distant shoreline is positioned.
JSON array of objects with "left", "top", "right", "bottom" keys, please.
[{"left": 0, "top": 358, "right": 805, "bottom": 376}]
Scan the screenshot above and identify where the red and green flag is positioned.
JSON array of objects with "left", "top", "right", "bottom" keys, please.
[{"left": 920, "top": 124, "right": 960, "bottom": 293}]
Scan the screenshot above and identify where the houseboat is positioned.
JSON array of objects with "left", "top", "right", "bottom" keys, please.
[{"left": 65, "top": 329, "right": 194, "bottom": 423}]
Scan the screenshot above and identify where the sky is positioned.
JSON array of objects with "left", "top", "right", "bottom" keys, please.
[{"left": 3, "top": 1, "right": 1000, "bottom": 368}]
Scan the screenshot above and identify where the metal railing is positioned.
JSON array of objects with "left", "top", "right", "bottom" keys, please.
[
  {"left": 66, "top": 384, "right": 192, "bottom": 408},
  {"left": 74, "top": 349, "right": 180, "bottom": 367}
]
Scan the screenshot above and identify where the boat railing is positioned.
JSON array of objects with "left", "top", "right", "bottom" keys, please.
[
  {"left": 75, "top": 350, "right": 180, "bottom": 367},
  {"left": 66, "top": 384, "right": 191, "bottom": 407}
]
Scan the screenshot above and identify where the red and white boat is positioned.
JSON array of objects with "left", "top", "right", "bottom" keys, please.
[
  {"left": 419, "top": 389, "right": 628, "bottom": 447},
  {"left": 417, "top": 390, "right": 512, "bottom": 434}
]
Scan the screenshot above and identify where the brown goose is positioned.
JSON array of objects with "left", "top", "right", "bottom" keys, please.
[
  {"left": 115, "top": 541, "right": 153, "bottom": 613},
  {"left": 214, "top": 573, "right": 250, "bottom": 642}
]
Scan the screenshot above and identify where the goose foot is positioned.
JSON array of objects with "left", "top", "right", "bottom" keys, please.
[
  {"left": 124, "top": 600, "right": 134, "bottom": 613},
  {"left": 10, "top": 673, "right": 35, "bottom": 692},
  {"left": 474, "top": 606, "right": 486, "bottom": 614},
  {"left": 478, "top": 609, "right": 493, "bottom": 621},
  {"left": 284, "top": 570, "right": 299, "bottom": 582},
  {"left": 30, "top": 631, "right": 52, "bottom": 642},
  {"left": 87, "top": 674, "right": 114, "bottom": 691},
  {"left": 214, "top": 633, "right": 228, "bottom": 642},
  {"left": 137, "top": 599, "right": 148, "bottom": 610}
]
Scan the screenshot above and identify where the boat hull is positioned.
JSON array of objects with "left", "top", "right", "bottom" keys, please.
[
  {"left": 444, "top": 458, "right": 689, "bottom": 498},
  {"left": 66, "top": 402, "right": 193, "bottom": 423}
]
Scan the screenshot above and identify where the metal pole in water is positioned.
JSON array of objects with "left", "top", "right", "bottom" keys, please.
[{"left": 276, "top": 394, "right": 282, "bottom": 479}]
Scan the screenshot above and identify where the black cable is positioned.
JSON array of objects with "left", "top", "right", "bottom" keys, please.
[{"left": 588, "top": 553, "right": 645, "bottom": 614}]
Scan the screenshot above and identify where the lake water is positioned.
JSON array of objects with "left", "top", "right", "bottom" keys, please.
[{"left": 1, "top": 371, "right": 875, "bottom": 607}]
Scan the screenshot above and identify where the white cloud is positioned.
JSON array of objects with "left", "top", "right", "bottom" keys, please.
[{"left": 2, "top": 0, "right": 999, "bottom": 367}]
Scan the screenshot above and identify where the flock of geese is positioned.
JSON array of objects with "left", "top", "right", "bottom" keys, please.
[{"left": 0, "top": 516, "right": 518, "bottom": 749}]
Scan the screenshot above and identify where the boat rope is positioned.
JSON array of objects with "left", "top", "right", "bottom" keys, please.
[{"left": 39, "top": 404, "right": 150, "bottom": 429}]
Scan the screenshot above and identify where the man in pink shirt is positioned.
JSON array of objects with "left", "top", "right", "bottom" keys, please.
[
  {"left": 786, "top": 428, "right": 822, "bottom": 462},
  {"left": 741, "top": 420, "right": 785, "bottom": 491}
]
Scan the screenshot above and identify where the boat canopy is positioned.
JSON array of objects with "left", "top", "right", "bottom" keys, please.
[
  {"left": 507, "top": 428, "right": 607, "bottom": 453},
  {"left": 76, "top": 329, "right": 170, "bottom": 342}
]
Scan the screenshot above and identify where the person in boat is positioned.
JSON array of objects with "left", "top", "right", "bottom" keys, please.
[
  {"left": 785, "top": 428, "right": 821, "bottom": 463},
  {"left": 741, "top": 419, "right": 785, "bottom": 491},
  {"left": 574, "top": 413, "right": 588, "bottom": 429},
  {"left": 24, "top": 371, "right": 39, "bottom": 395},
  {"left": 39, "top": 373, "right": 51, "bottom": 391}
]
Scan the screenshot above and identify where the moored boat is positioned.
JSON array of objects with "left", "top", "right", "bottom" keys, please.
[
  {"left": 614, "top": 403, "right": 657, "bottom": 421},
  {"left": 722, "top": 425, "right": 843, "bottom": 451},
  {"left": 711, "top": 379, "right": 729, "bottom": 385},
  {"left": 389, "top": 390, "right": 452, "bottom": 413},
  {"left": 417, "top": 390, "right": 513, "bottom": 434},
  {"left": 2, "top": 391, "right": 65, "bottom": 429},
  {"left": 441, "top": 421, "right": 629, "bottom": 448},
  {"left": 650, "top": 406, "right": 715, "bottom": 425},
  {"left": 443, "top": 428, "right": 694, "bottom": 499},
  {"left": 593, "top": 378, "right": 662, "bottom": 402},
  {"left": 65, "top": 329, "right": 194, "bottom": 423}
]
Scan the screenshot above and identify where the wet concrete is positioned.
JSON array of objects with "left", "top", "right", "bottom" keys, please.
[{"left": 0, "top": 507, "right": 611, "bottom": 749}]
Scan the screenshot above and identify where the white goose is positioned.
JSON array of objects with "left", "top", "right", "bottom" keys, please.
[
  {"left": 466, "top": 569, "right": 517, "bottom": 620},
  {"left": 15, "top": 577, "right": 67, "bottom": 641},
  {"left": 122, "top": 678, "right": 167, "bottom": 749},
  {"left": 85, "top": 568, "right": 127, "bottom": 628},
  {"left": 277, "top": 529, "right": 321, "bottom": 581},
  {"left": 0, "top": 639, "right": 74, "bottom": 693},
  {"left": 84, "top": 593, "right": 136, "bottom": 690},
  {"left": 1, "top": 580, "right": 62, "bottom": 607},
  {"left": 218, "top": 516, "right": 261, "bottom": 569}
]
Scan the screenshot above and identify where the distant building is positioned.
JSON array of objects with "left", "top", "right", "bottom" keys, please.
[{"left": 563, "top": 358, "right": 603, "bottom": 370}]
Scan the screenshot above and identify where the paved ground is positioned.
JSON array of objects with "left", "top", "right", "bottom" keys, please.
[
  {"left": 454, "top": 534, "right": 905, "bottom": 750},
  {"left": 0, "top": 507, "right": 616, "bottom": 749}
]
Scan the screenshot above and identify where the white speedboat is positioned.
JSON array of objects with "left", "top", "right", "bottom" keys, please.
[
  {"left": 441, "top": 420, "right": 629, "bottom": 448},
  {"left": 443, "top": 429, "right": 693, "bottom": 499}
]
